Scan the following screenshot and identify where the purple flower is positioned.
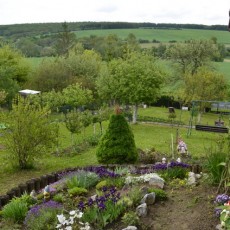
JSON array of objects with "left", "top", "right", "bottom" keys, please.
[
  {"left": 214, "top": 208, "right": 223, "bottom": 217},
  {"left": 24, "top": 200, "right": 63, "bottom": 226},
  {"left": 97, "top": 202, "right": 106, "bottom": 210},
  {"left": 215, "top": 194, "right": 229, "bottom": 204},
  {"left": 78, "top": 201, "right": 85, "bottom": 211},
  {"left": 87, "top": 198, "right": 94, "bottom": 207}
]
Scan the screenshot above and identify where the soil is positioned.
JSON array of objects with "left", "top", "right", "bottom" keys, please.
[{"left": 107, "top": 181, "right": 219, "bottom": 230}]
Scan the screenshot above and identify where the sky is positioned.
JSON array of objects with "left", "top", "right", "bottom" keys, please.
[{"left": 0, "top": 0, "right": 229, "bottom": 26}]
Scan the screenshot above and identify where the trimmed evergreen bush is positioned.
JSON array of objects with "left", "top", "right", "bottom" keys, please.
[{"left": 96, "top": 113, "right": 138, "bottom": 164}]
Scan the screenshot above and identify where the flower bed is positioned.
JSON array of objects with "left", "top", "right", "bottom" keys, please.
[{"left": 0, "top": 161, "right": 196, "bottom": 229}]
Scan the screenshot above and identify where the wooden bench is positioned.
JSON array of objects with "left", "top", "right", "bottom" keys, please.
[{"left": 195, "top": 125, "right": 229, "bottom": 133}]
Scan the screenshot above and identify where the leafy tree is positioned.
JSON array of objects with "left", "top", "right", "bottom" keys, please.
[
  {"left": 0, "top": 97, "right": 58, "bottom": 169},
  {"left": 166, "top": 39, "right": 220, "bottom": 75},
  {"left": 30, "top": 57, "right": 74, "bottom": 92},
  {"left": 0, "top": 43, "right": 30, "bottom": 105},
  {"left": 62, "top": 83, "right": 93, "bottom": 108},
  {"left": 96, "top": 112, "right": 137, "bottom": 164},
  {"left": 65, "top": 110, "right": 83, "bottom": 147},
  {"left": 96, "top": 51, "right": 166, "bottom": 123},
  {"left": 64, "top": 48, "right": 103, "bottom": 91},
  {"left": 181, "top": 67, "right": 229, "bottom": 103}
]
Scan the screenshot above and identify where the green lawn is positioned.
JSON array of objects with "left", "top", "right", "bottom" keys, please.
[{"left": 0, "top": 106, "right": 227, "bottom": 195}]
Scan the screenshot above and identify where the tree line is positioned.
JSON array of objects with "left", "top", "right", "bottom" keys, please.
[{"left": 0, "top": 22, "right": 228, "bottom": 38}]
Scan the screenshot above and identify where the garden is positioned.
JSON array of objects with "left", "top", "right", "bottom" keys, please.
[{"left": 0, "top": 102, "right": 229, "bottom": 230}]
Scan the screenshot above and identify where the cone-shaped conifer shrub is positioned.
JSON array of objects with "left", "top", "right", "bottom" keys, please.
[{"left": 96, "top": 112, "right": 138, "bottom": 164}]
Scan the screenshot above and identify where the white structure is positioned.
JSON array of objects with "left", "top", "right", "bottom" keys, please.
[{"left": 19, "top": 89, "right": 41, "bottom": 97}]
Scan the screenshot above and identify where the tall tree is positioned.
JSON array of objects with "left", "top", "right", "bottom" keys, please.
[
  {"left": 96, "top": 51, "right": 166, "bottom": 123},
  {"left": 0, "top": 43, "right": 30, "bottom": 105},
  {"left": 55, "top": 22, "right": 76, "bottom": 56},
  {"left": 166, "top": 39, "right": 220, "bottom": 75}
]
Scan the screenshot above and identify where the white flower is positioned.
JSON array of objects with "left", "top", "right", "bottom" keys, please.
[
  {"left": 221, "top": 221, "right": 225, "bottom": 227},
  {"left": 80, "top": 222, "right": 91, "bottom": 230},
  {"left": 65, "top": 226, "right": 72, "bottom": 230},
  {"left": 69, "top": 210, "right": 76, "bottom": 216},
  {"left": 76, "top": 211, "right": 83, "bottom": 218},
  {"left": 57, "top": 214, "right": 67, "bottom": 225}
]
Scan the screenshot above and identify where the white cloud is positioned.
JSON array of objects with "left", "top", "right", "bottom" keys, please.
[{"left": 0, "top": 0, "right": 229, "bottom": 25}]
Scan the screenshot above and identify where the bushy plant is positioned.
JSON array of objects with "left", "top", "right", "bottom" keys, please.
[
  {"left": 68, "top": 187, "right": 88, "bottom": 196},
  {"left": 96, "top": 180, "right": 107, "bottom": 190},
  {"left": 148, "top": 188, "right": 167, "bottom": 201},
  {"left": 1, "top": 198, "right": 28, "bottom": 223},
  {"left": 53, "top": 193, "right": 65, "bottom": 203},
  {"left": 122, "top": 211, "right": 140, "bottom": 226},
  {"left": 96, "top": 114, "right": 138, "bottom": 164},
  {"left": 128, "top": 187, "right": 143, "bottom": 207},
  {"left": 66, "top": 170, "right": 99, "bottom": 189},
  {"left": 138, "top": 147, "right": 157, "bottom": 164},
  {"left": 106, "top": 177, "right": 125, "bottom": 189},
  {"left": 86, "top": 134, "right": 101, "bottom": 146},
  {"left": 24, "top": 200, "right": 63, "bottom": 230},
  {"left": 1, "top": 193, "right": 36, "bottom": 223},
  {"left": 204, "top": 149, "right": 228, "bottom": 185},
  {"left": 114, "top": 166, "right": 130, "bottom": 176}
]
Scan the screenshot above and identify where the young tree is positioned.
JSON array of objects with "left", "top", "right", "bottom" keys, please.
[
  {"left": 182, "top": 67, "right": 229, "bottom": 103},
  {"left": 0, "top": 97, "right": 58, "bottom": 169},
  {"left": 96, "top": 111, "right": 137, "bottom": 164},
  {"left": 65, "top": 109, "right": 83, "bottom": 147},
  {"left": 96, "top": 51, "right": 166, "bottom": 123}
]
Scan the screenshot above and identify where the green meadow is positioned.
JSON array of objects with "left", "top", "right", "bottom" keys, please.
[{"left": 75, "top": 28, "right": 230, "bottom": 44}]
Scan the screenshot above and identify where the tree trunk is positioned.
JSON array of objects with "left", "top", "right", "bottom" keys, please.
[{"left": 132, "top": 104, "right": 138, "bottom": 123}]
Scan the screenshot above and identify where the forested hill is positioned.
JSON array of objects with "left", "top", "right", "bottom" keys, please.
[{"left": 0, "top": 21, "right": 227, "bottom": 39}]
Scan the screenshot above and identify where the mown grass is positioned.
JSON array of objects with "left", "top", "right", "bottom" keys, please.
[{"left": 0, "top": 106, "right": 227, "bottom": 195}]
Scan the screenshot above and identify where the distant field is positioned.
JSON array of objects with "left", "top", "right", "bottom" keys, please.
[
  {"left": 75, "top": 28, "right": 230, "bottom": 44},
  {"left": 214, "top": 60, "right": 230, "bottom": 80}
]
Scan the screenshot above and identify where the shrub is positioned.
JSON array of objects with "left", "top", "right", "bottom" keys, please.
[
  {"left": 122, "top": 211, "right": 140, "bottom": 226},
  {"left": 106, "top": 177, "right": 125, "bottom": 189},
  {"left": 1, "top": 193, "right": 36, "bottom": 223},
  {"left": 96, "top": 114, "right": 138, "bottom": 164},
  {"left": 86, "top": 134, "right": 101, "bottom": 146},
  {"left": 96, "top": 180, "right": 107, "bottom": 190},
  {"left": 148, "top": 188, "right": 167, "bottom": 201},
  {"left": 138, "top": 147, "right": 157, "bottom": 164},
  {"left": 1, "top": 198, "right": 28, "bottom": 223},
  {"left": 53, "top": 193, "right": 64, "bottom": 203},
  {"left": 68, "top": 187, "right": 88, "bottom": 196},
  {"left": 128, "top": 187, "right": 143, "bottom": 207}
]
